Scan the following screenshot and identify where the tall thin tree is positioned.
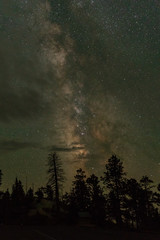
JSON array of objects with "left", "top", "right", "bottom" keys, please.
[{"left": 47, "top": 152, "right": 65, "bottom": 212}]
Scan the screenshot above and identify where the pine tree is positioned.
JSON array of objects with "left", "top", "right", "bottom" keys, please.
[
  {"left": 11, "top": 178, "right": 25, "bottom": 206},
  {"left": 140, "top": 176, "right": 154, "bottom": 221},
  {"left": 72, "top": 168, "right": 90, "bottom": 211},
  {"left": 124, "top": 178, "right": 141, "bottom": 229},
  {"left": 86, "top": 174, "right": 105, "bottom": 224},
  {"left": 25, "top": 188, "right": 34, "bottom": 207},
  {"left": 47, "top": 152, "right": 65, "bottom": 212},
  {"left": 102, "top": 155, "right": 126, "bottom": 225}
]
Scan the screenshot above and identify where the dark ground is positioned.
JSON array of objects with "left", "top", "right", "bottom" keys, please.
[{"left": 0, "top": 225, "right": 160, "bottom": 240}]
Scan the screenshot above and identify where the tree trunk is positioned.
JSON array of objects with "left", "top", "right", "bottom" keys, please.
[{"left": 53, "top": 158, "right": 59, "bottom": 213}]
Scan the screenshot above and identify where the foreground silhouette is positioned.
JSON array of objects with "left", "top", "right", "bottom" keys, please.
[{"left": 0, "top": 153, "right": 160, "bottom": 233}]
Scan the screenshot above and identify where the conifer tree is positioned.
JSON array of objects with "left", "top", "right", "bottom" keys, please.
[
  {"left": 72, "top": 168, "right": 90, "bottom": 211},
  {"left": 47, "top": 152, "right": 65, "bottom": 212},
  {"left": 102, "top": 155, "right": 126, "bottom": 225},
  {"left": 11, "top": 178, "right": 25, "bottom": 206}
]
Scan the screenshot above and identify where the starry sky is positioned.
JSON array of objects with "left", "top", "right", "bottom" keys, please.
[{"left": 0, "top": 0, "right": 160, "bottom": 191}]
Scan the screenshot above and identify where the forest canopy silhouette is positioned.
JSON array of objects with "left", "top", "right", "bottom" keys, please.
[{"left": 0, "top": 152, "right": 160, "bottom": 231}]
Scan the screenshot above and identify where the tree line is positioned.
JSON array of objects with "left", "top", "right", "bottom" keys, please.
[{"left": 0, "top": 153, "right": 160, "bottom": 230}]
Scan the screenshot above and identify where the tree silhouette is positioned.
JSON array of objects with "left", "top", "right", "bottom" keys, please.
[
  {"left": 25, "top": 188, "right": 34, "bottom": 208},
  {"left": 35, "top": 188, "right": 44, "bottom": 202},
  {"left": 72, "top": 168, "right": 90, "bottom": 211},
  {"left": 10, "top": 178, "right": 26, "bottom": 224},
  {"left": 3, "top": 189, "right": 10, "bottom": 201},
  {"left": 62, "top": 168, "right": 90, "bottom": 223},
  {"left": 86, "top": 174, "right": 105, "bottom": 225},
  {"left": 87, "top": 174, "right": 103, "bottom": 201},
  {"left": 124, "top": 178, "right": 142, "bottom": 229},
  {"left": 2, "top": 153, "right": 160, "bottom": 229},
  {"left": 45, "top": 185, "right": 54, "bottom": 201},
  {"left": 153, "top": 183, "right": 160, "bottom": 207},
  {"left": 139, "top": 175, "right": 155, "bottom": 225},
  {"left": 2, "top": 189, "right": 10, "bottom": 224},
  {"left": 62, "top": 191, "right": 79, "bottom": 223},
  {"left": 11, "top": 178, "right": 25, "bottom": 206},
  {"left": 47, "top": 152, "right": 65, "bottom": 212},
  {"left": 102, "top": 155, "right": 126, "bottom": 225}
]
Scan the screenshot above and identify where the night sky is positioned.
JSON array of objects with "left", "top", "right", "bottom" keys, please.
[{"left": 0, "top": 0, "right": 160, "bottom": 191}]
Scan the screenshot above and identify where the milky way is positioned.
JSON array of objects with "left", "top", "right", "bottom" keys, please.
[{"left": 0, "top": 0, "right": 160, "bottom": 190}]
